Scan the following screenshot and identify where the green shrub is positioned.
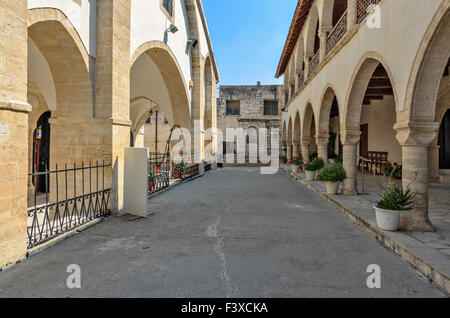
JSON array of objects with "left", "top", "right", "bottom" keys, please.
[
  {"left": 376, "top": 184, "right": 415, "bottom": 211},
  {"left": 318, "top": 163, "right": 347, "bottom": 182},
  {"left": 305, "top": 157, "right": 324, "bottom": 171}
]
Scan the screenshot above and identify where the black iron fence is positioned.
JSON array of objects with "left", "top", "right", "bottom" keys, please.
[
  {"left": 27, "top": 162, "right": 111, "bottom": 249},
  {"left": 148, "top": 152, "right": 170, "bottom": 195},
  {"left": 182, "top": 164, "right": 200, "bottom": 181}
]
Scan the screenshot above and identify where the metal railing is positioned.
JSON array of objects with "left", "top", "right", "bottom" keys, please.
[
  {"left": 148, "top": 152, "right": 170, "bottom": 195},
  {"left": 298, "top": 71, "right": 305, "bottom": 90},
  {"left": 182, "top": 164, "right": 200, "bottom": 181},
  {"left": 357, "top": 0, "right": 381, "bottom": 24},
  {"left": 309, "top": 50, "right": 320, "bottom": 74},
  {"left": 27, "top": 162, "right": 111, "bottom": 249},
  {"left": 327, "top": 11, "right": 348, "bottom": 53}
]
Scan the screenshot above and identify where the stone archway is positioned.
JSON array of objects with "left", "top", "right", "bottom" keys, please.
[
  {"left": 342, "top": 54, "right": 398, "bottom": 196},
  {"left": 293, "top": 112, "right": 301, "bottom": 157},
  {"left": 287, "top": 117, "right": 293, "bottom": 160},
  {"left": 317, "top": 85, "right": 341, "bottom": 164},
  {"left": 131, "top": 41, "right": 191, "bottom": 134},
  {"left": 395, "top": 4, "right": 450, "bottom": 231},
  {"left": 301, "top": 103, "right": 316, "bottom": 163},
  {"left": 28, "top": 8, "right": 95, "bottom": 170}
]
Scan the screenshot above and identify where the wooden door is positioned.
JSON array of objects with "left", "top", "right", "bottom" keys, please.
[
  {"left": 439, "top": 110, "right": 450, "bottom": 169},
  {"left": 360, "top": 124, "right": 369, "bottom": 158}
]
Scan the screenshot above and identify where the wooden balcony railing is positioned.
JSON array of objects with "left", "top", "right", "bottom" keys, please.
[
  {"left": 327, "top": 11, "right": 347, "bottom": 53},
  {"left": 309, "top": 50, "right": 320, "bottom": 74},
  {"left": 357, "top": 0, "right": 381, "bottom": 24},
  {"left": 298, "top": 71, "right": 305, "bottom": 90}
]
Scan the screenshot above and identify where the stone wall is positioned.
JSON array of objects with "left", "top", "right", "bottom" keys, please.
[{"left": 217, "top": 83, "right": 283, "bottom": 163}]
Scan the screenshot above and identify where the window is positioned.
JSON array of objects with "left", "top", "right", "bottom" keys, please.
[
  {"left": 285, "top": 92, "right": 289, "bottom": 105},
  {"left": 264, "top": 100, "right": 279, "bottom": 116},
  {"left": 162, "top": 0, "right": 173, "bottom": 17},
  {"left": 226, "top": 101, "right": 240, "bottom": 115}
]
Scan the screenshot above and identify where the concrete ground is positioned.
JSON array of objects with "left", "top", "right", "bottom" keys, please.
[{"left": 0, "top": 168, "right": 445, "bottom": 298}]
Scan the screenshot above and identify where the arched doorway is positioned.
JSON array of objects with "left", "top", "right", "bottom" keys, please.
[
  {"left": 318, "top": 87, "right": 342, "bottom": 164},
  {"left": 343, "top": 57, "right": 398, "bottom": 195},
  {"left": 438, "top": 110, "right": 450, "bottom": 169},
  {"left": 32, "top": 111, "right": 51, "bottom": 193}
]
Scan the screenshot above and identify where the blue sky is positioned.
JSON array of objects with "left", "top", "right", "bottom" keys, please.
[{"left": 203, "top": 0, "right": 298, "bottom": 86}]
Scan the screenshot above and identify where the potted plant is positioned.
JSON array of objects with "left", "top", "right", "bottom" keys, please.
[
  {"left": 172, "top": 158, "right": 188, "bottom": 179},
  {"left": 148, "top": 165, "right": 160, "bottom": 192},
  {"left": 280, "top": 155, "right": 287, "bottom": 164},
  {"left": 318, "top": 162, "right": 347, "bottom": 195},
  {"left": 304, "top": 157, "right": 324, "bottom": 181},
  {"left": 374, "top": 170, "right": 416, "bottom": 231},
  {"left": 291, "top": 155, "right": 303, "bottom": 173}
]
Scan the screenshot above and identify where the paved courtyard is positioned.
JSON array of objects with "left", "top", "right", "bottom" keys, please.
[{"left": 0, "top": 168, "right": 445, "bottom": 297}]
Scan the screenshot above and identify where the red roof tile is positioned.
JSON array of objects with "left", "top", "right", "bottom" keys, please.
[{"left": 275, "top": 0, "right": 314, "bottom": 78}]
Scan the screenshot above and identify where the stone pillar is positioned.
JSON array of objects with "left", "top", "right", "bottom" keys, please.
[
  {"left": 199, "top": 162, "right": 205, "bottom": 176},
  {"left": 316, "top": 134, "right": 329, "bottom": 165},
  {"left": 395, "top": 122, "right": 439, "bottom": 232},
  {"left": 0, "top": 0, "right": 30, "bottom": 267},
  {"left": 96, "top": 0, "right": 131, "bottom": 212},
  {"left": 301, "top": 138, "right": 311, "bottom": 164},
  {"left": 347, "top": 0, "right": 357, "bottom": 29},
  {"left": 292, "top": 142, "right": 299, "bottom": 157},
  {"left": 428, "top": 142, "right": 441, "bottom": 183},
  {"left": 401, "top": 145, "right": 434, "bottom": 231},
  {"left": 304, "top": 55, "right": 311, "bottom": 79},
  {"left": 319, "top": 28, "right": 331, "bottom": 62},
  {"left": 287, "top": 143, "right": 293, "bottom": 162},
  {"left": 341, "top": 130, "right": 360, "bottom": 195}
]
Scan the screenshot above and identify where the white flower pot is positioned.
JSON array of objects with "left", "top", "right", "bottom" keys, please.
[
  {"left": 325, "top": 181, "right": 339, "bottom": 195},
  {"left": 374, "top": 206, "right": 401, "bottom": 231},
  {"left": 305, "top": 170, "right": 316, "bottom": 181},
  {"left": 291, "top": 164, "right": 300, "bottom": 173}
]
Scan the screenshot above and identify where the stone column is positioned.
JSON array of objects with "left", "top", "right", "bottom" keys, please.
[
  {"left": 428, "top": 140, "right": 441, "bottom": 183},
  {"left": 316, "top": 134, "right": 329, "bottom": 165},
  {"left": 303, "top": 55, "right": 311, "bottom": 79},
  {"left": 347, "top": 0, "right": 357, "bottom": 29},
  {"left": 395, "top": 122, "right": 439, "bottom": 232},
  {"left": 401, "top": 145, "right": 434, "bottom": 231},
  {"left": 96, "top": 0, "right": 131, "bottom": 212},
  {"left": 0, "top": 0, "right": 30, "bottom": 267},
  {"left": 287, "top": 143, "right": 293, "bottom": 162},
  {"left": 341, "top": 130, "right": 360, "bottom": 195},
  {"left": 301, "top": 138, "right": 311, "bottom": 164},
  {"left": 292, "top": 142, "right": 299, "bottom": 157},
  {"left": 319, "top": 28, "right": 331, "bottom": 62}
]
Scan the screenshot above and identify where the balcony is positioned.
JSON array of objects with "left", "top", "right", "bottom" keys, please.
[{"left": 286, "top": 0, "right": 382, "bottom": 105}]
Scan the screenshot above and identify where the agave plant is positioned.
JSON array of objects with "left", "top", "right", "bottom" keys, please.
[
  {"left": 376, "top": 184, "right": 415, "bottom": 211},
  {"left": 376, "top": 169, "right": 416, "bottom": 211}
]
